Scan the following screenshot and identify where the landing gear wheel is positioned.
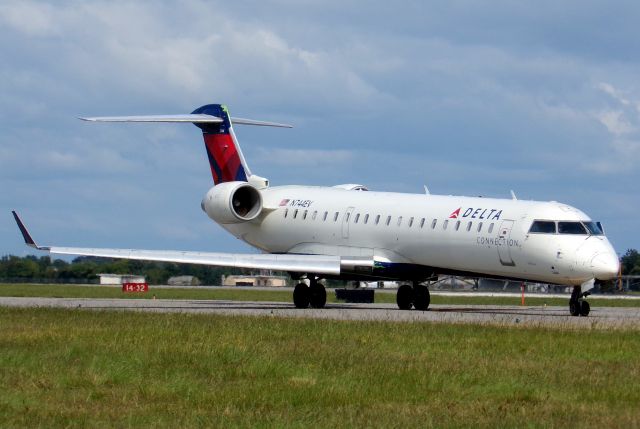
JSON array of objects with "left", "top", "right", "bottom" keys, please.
[
  {"left": 569, "top": 286, "right": 582, "bottom": 317},
  {"left": 580, "top": 300, "right": 590, "bottom": 317},
  {"left": 413, "top": 285, "right": 430, "bottom": 311},
  {"left": 293, "top": 283, "right": 310, "bottom": 308},
  {"left": 309, "top": 283, "right": 327, "bottom": 309},
  {"left": 569, "top": 299, "right": 581, "bottom": 317},
  {"left": 396, "top": 284, "right": 413, "bottom": 310}
]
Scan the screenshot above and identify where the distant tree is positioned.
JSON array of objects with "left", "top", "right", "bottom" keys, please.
[
  {"left": 4, "top": 256, "right": 40, "bottom": 279},
  {"left": 621, "top": 249, "right": 640, "bottom": 275}
]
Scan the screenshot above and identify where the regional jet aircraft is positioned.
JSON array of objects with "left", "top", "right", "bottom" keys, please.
[{"left": 13, "top": 104, "right": 620, "bottom": 316}]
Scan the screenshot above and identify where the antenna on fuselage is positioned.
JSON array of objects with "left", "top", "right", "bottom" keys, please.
[
  {"left": 424, "top": 185, "right": 430, "bottom": 195},
  {"left": 510, "top": 190, "right": 517, "bottom": 200}
]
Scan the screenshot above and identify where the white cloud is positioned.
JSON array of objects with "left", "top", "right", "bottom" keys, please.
[
  {"left": 597, "top": 82, "right": 631, "bottom": 106},
  {"left": 596, "top": 110, "right": 635, "bottom": 136},
  {"left": 0, "top": 1, "right": 58, "bottom": 37}
]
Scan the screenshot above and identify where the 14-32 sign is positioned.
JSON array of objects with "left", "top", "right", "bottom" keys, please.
[{"left": 122, "top": 282, "right": 148, "bottom": 293}]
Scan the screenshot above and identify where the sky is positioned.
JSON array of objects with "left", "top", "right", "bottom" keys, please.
[{"left": 1, "top": 0, "right": 639, "bottom": 258}]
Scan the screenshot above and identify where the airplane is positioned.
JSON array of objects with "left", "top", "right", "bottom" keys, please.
[{"left": 13, "top": 103, "right": 620, "bottom": 317}]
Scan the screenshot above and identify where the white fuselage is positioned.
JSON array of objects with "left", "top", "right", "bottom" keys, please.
[{"left": 217, "top": 185, "right": 619, "bottom": 286}]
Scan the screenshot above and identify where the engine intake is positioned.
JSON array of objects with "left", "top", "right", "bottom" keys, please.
[{"left": 201, "top": 182, "right": 263, "bottom": 224}]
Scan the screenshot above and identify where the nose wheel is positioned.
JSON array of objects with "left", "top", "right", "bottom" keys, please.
[{"left": 569, "top": 286, "right": 590, "bottom": 317}]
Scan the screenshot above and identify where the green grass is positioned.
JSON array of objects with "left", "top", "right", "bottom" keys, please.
[
  {"left": 1, "top": 283, "right": 640, "bottom": 307},
  {"left": 0, "top": 307, "right": 638, "bottom": 428}
]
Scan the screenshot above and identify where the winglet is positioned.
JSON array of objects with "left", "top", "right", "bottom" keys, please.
[{"left": 11, "top": 211, "right": 46, "bottom": 250}]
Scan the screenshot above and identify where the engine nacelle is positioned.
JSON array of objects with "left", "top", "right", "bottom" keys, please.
[{"left": 201, "top": 181, "right": 263, "bottom": 224}]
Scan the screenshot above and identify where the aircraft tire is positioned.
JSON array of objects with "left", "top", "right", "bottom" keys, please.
[
  {"left": 569, "top": 299, "right": 581, "bottom": 317},
  {"left": 396, "top": 284, "right": 413, "bottom": 310},
  {"left": 309, "top": 283, "right": 327, "bottom": 309},
  {"left": 580, "top": 300, "right": 590, "bottom": 317},
  {"left": 413, "top": 285, "right": 430, "bottom": 311},
  {"left": 293, "top": 283, "right": 310, "bottom": 308}
]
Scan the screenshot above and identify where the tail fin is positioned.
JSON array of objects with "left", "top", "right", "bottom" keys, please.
[
  {"left": 80, "top": 104, "right": 292, "bottom": 186},
  {"left": 191, "top": 104, "right": 250, "bottom": 184}
]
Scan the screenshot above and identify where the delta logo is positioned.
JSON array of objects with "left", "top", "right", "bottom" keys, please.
[{"left": 450, "top": 207, "right": 503, "bottom": 220}]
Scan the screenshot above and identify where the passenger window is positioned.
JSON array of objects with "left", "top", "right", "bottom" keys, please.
[
  {"left": 558, "top": 221, "right": 587, "bottom": 234},
  {"left": 294, "top": 209, "right": 298, "bottom": 219},
  {"left": 323, "top": 211, "right": 328, "bottom": 221},
  {"left": 397, "top": 216, "right": 403, "bottom": 226},
  {"left": 466, "top": 222, "right": 472, "bottom": 231},
  {"left": 386, "top": 216, "right": 391, "bottom": 226},
  {"left": 455, "top": 221, "right": 461, "bottom": 231},
  {"left": 364, "top": 214, "right": 369, "bottom": 224},
  {"left": 284, "top": 209, "right": 288, "bottom": 218},
  {"left": 409, "top": 217, "right": 414, "bottom": 227},
  {"left": 443, "top": 220, "right": 449, "bottom": 230},
  {"left": 354, "top": 213, "right": 360, "bottom": 224},
  {"left": 334, "top": 212, "right": 339, "bottom": 222},
  {"left": 477, "top": 222, "right": 482, "bottom": 232},
  {"left": 529, "top": 221, "right": 556, "bottom": 234},
  {"left": 312, "top": 211, "right": 317, "bottom": 220},
  {"left": 375, "top": 215, "right": 380, "bottom": 225},
  {"left": 345, "top": 212, "right": 350, "bottom": 222},
  {"left": 488, "top": 223, "right": 494, "bottom": 233},
  {"left": 431, "top": 219, "right": 437, "bottom": 229},
  {"left": 303, "top": 210, "right": 308, "bottom": 220},
  {"left": 420, "top": 218, "right": 425, "bottom": 228}
]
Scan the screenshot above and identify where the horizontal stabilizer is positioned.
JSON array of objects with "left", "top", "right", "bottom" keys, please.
[
  {"left": 79, "top": 114, "right": 223, "bottom": 123},
  {"left": 80, "top": 114, "right": 292, "bottom": 128},
  {"left": 229, "top": 117, "right": 293, "bottom": 128}
]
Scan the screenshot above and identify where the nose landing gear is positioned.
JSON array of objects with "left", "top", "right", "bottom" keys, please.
[{"left": 569, "top": 285, "right": 590, "bottom": 317}]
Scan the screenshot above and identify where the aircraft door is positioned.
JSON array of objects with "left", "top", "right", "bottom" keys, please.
[
  {"left": 342, "top": 207, "right": 354, "bottom": 239},
  {"left": 497, "top": 220, "right": 516, "bottom": 266}
]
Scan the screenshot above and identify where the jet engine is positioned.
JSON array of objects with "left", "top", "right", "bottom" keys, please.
[{"left": 201, "top": 181, "right": 263, "bottom": 224}]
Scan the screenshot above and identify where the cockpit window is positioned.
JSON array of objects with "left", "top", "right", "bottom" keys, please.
[
  {"left": 558, "top": 221, "right": 587, "bottom": 235},
  {"left": 529, "top": 221, "right": 556, "bottom": 234},
  {"left": 583, "top": 221, "right": 604, "bottom": 235}
]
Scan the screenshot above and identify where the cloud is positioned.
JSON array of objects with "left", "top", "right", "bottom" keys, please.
[
  {"left": 0, "top": 1, "right": 58, "bottom": 37},
  {"left": 597, "top": 110, "right": 635, "bottom": 136}
]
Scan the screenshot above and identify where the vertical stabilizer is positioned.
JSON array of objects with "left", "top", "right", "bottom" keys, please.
[{"left": 191, "top": 104, "right": 251, "bottom": 184}]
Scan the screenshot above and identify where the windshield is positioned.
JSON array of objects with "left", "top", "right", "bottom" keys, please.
[
  {"left": 583, "top": 221, "right": 604, "bottom": 235},
  {"left": 529, "top": 221, "right": 556, "bottom": 234},
  {"left": 558, "top": 221, "right": 588, "bottom": 234}
]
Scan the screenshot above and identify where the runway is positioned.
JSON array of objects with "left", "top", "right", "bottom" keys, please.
[{"left": 1, "top": 296, "right": 638, "bottom": 329}]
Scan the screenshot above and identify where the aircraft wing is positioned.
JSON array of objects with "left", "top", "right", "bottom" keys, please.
[{"left": 11, "top": 211, "right": 340, "bottom": 275}]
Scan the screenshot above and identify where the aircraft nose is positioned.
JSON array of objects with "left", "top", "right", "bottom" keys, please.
[{"left": 590, "top": 252, "right": 619, "bottom": 280}]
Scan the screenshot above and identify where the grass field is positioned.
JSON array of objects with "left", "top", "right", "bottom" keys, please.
[
  {"left": 1, "top": 283, "right": 639, "bottom": 308},
  {"left": 0, "top": 307, "right": 638, "bottom": 428}
]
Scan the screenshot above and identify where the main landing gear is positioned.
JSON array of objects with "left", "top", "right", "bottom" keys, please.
[
  {"left": 569, "top": 285, "right": 590, "bottom": 317},
  {"left": 396, "top": 282, "right": 430, "bottom": 311},
  {"left": 293, "top": 277, "right": 326, "bottom": 309}
]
